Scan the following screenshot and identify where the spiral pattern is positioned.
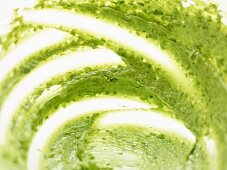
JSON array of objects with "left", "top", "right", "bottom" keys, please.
[{"left": 0, "top": 0, "right": 227, "bottom": 170}]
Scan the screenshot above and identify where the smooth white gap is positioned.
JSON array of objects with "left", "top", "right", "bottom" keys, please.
[
  {"left": 0, "top": 24, "right": 12, "bottom": 36},
  {"left": 28, "top": 96, "right": 154, "bottom": 170},
  {"left": 0, "top": 29, "right": 69, "bottom": 81},
  {"left": 0, "top": 0, "right": 14, "bottom": 26},
  {"left": 0, "top": 48, "right": 125, "bottom": 144},
  {"left": 23, "top": 9, "right": 195, "bottom": 93},
  {"left": 221, "top": 15, "right": 227, "bottom": 25},
  {"left": 203, "top": 136, "right": 218, "bottom": 170},
  {"left": 99, "top": 110, "right": 196, "bottom": 143},
  {"left": 182, "top": 0, "right": 196, "bottom": 8}
]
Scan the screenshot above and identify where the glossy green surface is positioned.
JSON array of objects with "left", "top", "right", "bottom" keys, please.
[{"left": 0, "top": 0, "right": 226, "bottom": 169}]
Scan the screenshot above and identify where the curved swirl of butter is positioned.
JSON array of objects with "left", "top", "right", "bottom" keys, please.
[{"left": 0, "top": 0, "right": 226, "bottom": 170}]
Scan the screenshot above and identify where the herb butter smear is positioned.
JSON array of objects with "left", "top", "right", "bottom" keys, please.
[{"left": 0, "top": 0, "right": 226, "bottom": 169}]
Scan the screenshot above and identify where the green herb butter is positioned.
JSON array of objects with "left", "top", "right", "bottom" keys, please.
[{"left": 0, "top": 0, "right": 226, "bottom": 170}]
